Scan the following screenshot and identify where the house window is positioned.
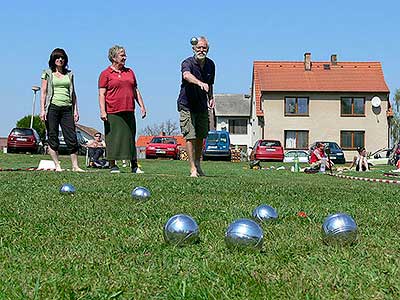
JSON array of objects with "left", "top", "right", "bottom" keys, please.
[
  {"left": 341, "top": 131, "right": 365, "bottom": 149},
  {"left": 284, "top": 130, "right": 309, "bottom": 149},
  {"left": 341, "top": 97, "right": 365, "bottom": 116},
  {"left": 285, "top": 97, "right": 309, "bottom": 116},
  {"left": 229, "top": 119, "right": 247, "bottom": 135}
]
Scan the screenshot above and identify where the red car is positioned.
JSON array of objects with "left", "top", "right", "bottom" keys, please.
[
  {"left": 145, "top": 136, "right": 180, "bottom": 160},
  {"left": 250, "top": 140, "right": 284, "bottom": 162},
  {"left": 7, "top": 127, "right": 43, "bottom": 154}
]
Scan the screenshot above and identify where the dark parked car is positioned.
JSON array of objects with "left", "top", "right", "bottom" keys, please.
[
  {"left": 57, "top": 131, "right": 87, "bottom": 155},
  {"left": 309, "top": 141, "right": 345, "bottom": 164},
  {"left": 145, "top": 136, "right": 180, "bottom": 159},
  {"left": 7, "top": 127, "right": 43, "bottom": 154},
  {"left": 249, "top": 140, "right": 284, "bottom": 162}
]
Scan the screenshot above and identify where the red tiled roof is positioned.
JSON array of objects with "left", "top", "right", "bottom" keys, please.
[
  {"left": 253, "top": 61, "right": 390, "bottom": 116},
  {"left": 136, "top": 135, "right": 186, "bottom": 147}
]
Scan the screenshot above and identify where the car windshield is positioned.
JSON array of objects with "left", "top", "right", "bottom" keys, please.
[
  {"left": 260, "top": 140, "right": 281, "bottom": 147},
  {"left": 296, "top": 151, "right": 308, "bottom": 157},
  {"left": 12, "top": 128, "right": 33, "bottom": 136},
  {"left": 208, "top": 133, "right": 227, "bottom": 143},
  {"left": 286, "top": 151, "right": 307, "bottom": 157},
  {"left": 327, "top": 142, "right": 340, "bottom": 150},
  {"left": 163, "top": 138, "right": 176, "bottom": 144},
  {"left": 151, "top": 137, "right": 176, "bottom": 144}
]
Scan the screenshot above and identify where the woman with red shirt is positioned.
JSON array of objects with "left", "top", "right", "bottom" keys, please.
[
  {"left": 98, "top": 45, "right": 147, "bottom": 173},
  {"left": 309, "top": 142, "right": 333, "bottom": 170}
]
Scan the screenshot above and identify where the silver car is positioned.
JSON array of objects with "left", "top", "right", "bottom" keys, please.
[{"left": 283, "top": 150, "right": 309, "bottom": 163}]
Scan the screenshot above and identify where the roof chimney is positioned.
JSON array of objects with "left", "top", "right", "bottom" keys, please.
[
  {"left": 331, "top": 54, "right": 337, "bottom": 65},
  {"left": 304, "top": 52, "right": 311, "bottom": 71}
]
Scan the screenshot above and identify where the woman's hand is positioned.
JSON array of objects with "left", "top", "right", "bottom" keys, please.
[
  {"left": 74, "top": 111, "right": 79, "bottom": 123},
  {"left": 100, "top": 111, "right": 108, "bottom": 121},
  {"left": 140, "top": 106, "right": 147, "bottom": 119},
  {"left": 40, "top": 109, "right": 46, "bottom": 121}
]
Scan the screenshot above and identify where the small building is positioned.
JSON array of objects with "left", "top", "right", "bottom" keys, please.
[
  {"left": 251, "top": 53, "right": 391, "bottom": 161},
  {"left": 214, "top": 93, "right": 252, "bottom": 152}
]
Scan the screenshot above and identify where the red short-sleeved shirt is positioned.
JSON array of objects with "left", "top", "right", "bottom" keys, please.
[
  {"left": 310, "top": 148, "right": 325, "bottom": 163},
  {"left": 98, "top": 66, "right": 137, "bottom": 113}
]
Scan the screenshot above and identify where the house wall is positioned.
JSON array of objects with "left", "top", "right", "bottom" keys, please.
[
  {"left": 261, "top": 92, "right": 389, "bottom": 161},
  {"left": 216, "top": 116, "right": 252, "bottom": 149}
]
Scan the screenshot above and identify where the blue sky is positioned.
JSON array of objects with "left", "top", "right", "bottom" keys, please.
[{"left": 1, "top": 0, "right": 399, "bottom": 136}]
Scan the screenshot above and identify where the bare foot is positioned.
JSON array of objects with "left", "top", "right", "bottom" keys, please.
[
  {"left": 195, "top": 163, "right": 205, "bottom": 176},
  {"left": 72, "top": 167, "right": 86, "bottom": 173},
  {"left": 190, "top": 170, "right": 198, "bottom": 177},
  {"left": 196, "top": 167, "right": 205, "bottom": 176}
]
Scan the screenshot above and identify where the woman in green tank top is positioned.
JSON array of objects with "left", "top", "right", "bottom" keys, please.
[{"left": 39, "top": 48, "right": 84, "bottom": 172}]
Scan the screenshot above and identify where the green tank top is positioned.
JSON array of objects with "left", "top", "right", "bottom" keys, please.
[{"left": 52, "top": 74, "right": 71, "bottom": 106}]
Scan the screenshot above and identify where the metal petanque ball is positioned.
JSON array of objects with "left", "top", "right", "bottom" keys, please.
[
  {"left": 59, "top": 183, "right": 76, "bottom": 195},
  {"left": 131, "top": 186, "right": 151, "bottom": 201},
  {"left": 322, "top": 213, "right": 358, "bottom": 245},
  {"left": 164, "top": 214, "right": 199, "bottom": 246},
  {"left": 190, "top": 37, "right": 198, "bottom": 46},
  {"left": 252, "top": 204, "right": 278, "bottom": 223},
  {"left": 225, "top": 218, "right": 264, "bottom": 250}
]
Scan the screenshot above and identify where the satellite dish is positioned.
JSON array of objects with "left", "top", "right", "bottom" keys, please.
[{"left": 371, "top": 96, "right": 381, "bottom": 108}]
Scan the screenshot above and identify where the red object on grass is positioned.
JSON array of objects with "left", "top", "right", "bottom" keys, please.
[{"left": 297, "top": 211, "right": 308, "bottom": 218}]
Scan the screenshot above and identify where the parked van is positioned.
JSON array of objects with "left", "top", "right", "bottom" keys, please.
[{"left": 203, "top": 130, "right": 231, "bottom": 160}]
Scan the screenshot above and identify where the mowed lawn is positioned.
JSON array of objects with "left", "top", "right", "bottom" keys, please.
[{"left": 0, "top": 153, "right": 399, "bottom": 299}]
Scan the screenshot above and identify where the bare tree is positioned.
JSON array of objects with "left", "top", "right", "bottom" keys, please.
[{"left": 140, "top": 119, "right": 179, "bottom": 136}]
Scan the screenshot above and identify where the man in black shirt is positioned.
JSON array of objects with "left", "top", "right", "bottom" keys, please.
[{"left": 177, "top": 36, "right": 215, "bottom": 177}]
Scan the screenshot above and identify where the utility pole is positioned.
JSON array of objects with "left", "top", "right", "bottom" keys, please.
[{"left": 30, "top": 86, "right": 41, "bottom": 128}]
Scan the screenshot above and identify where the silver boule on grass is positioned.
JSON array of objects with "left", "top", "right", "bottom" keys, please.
[
  {"left": 322, "top": 213, "right": 358, "bottom": 245},
  {"left": 59, "top": 183, "right": 76, "bottom": 195},
  {"left": 252, "top": 204, "right": 278, "bottom": 223},
  {"left": 190, "top": 37, "right": 198, "bottom": 46},
  {"left": 164, "top": 214, "right": 199, "bottom": 246},
  {"left": 225, "top": 218, "right": 263, "bottom": 250},
  {"left": 131, "top": 186, "right": 151, "bottom": 201}
]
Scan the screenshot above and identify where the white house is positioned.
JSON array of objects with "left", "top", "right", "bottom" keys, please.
[{"left": 214, "top": 93, "right": 252, "bottom": 151}]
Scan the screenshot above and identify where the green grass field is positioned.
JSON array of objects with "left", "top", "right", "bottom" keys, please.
[{"left": 0, "top": 153, "right": 399, "bottom": 299}]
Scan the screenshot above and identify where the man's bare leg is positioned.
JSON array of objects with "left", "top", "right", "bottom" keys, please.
[
  {"left": 186, "top": 139, "right": 198, "bottom": 177},
  {"left": 194, "top": 138, "right": 205, "bottom": 176}
]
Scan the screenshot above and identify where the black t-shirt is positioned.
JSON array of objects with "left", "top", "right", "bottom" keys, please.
[{"left": 177, "top": 56, "right": 215, "bottom": 113}]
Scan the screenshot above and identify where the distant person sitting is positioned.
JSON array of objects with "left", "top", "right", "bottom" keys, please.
[
  {"left": 349, "top": 147, "right": 369, "bottom": 171},
  {"left": 86, "top": 132, "right": 107, "bottom": 167},
  {"left": 309, "top": 142, "right": 333, "bottom": 170}
]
